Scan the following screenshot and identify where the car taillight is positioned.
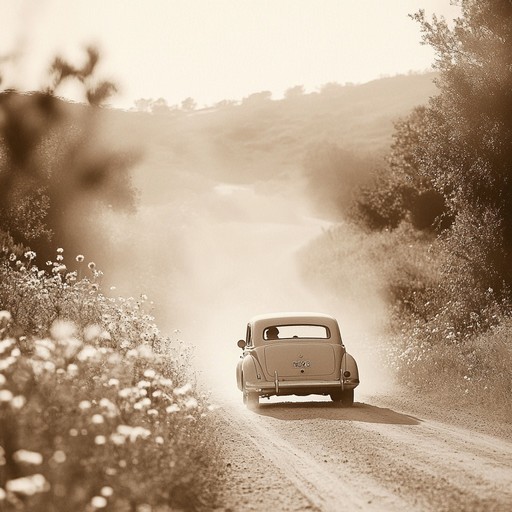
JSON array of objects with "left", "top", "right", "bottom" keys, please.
[{"left": 343, "top": 371, "right": 351, "bottom": 378}]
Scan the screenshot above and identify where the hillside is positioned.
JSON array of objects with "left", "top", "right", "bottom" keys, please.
[{"left": 97, "top": 72, "right": 439, "bottom": 206}]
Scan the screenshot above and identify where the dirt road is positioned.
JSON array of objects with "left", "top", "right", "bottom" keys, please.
[
  {"left": 213, "top": 390, "right": 512, "bottom": 512},
  {"left": 134, "top": 182, "right": 511, "bottom": 511}
]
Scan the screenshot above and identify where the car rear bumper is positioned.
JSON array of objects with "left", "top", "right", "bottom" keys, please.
[{"left": 245, "top": 378, "right": 359, "bottom": 396}]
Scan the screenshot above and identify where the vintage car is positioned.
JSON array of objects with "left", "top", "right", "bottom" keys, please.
[{"left": 236, "top": 312, "right": 359, "bottom": 408}]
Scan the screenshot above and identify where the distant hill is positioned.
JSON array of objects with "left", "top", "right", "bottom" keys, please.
[{"left": 95, "top": 72, "right": 439, "bottom": 205}]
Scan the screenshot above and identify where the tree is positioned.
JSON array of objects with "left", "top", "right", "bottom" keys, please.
[
  {"left": 242, "top": 91, "right": 272, "bottom": 105},
  {"left": 411, "top": 1, "right": 512, "bottom": 291},
  {"left": 180, "top": 97, "right": 197, "bottom": 112},
  {"left": 151, "top": 97, "right": 170, "bottom": 114},
  {"left": 134, "top": 98, "right": 152, "bottom": 112},
  {"left": 284, "top": 85, "right": 305, "bottom": 99},
  {"left": 0, "top": 47, "right": 136, "bottom": 263},
  {"left": 350, "top": 106, "right": 450, "bottom": 231}
]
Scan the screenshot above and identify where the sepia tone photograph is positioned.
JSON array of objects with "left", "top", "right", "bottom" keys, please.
[{"left": 1, "top": 0, "right": 511, "bottom": 510}]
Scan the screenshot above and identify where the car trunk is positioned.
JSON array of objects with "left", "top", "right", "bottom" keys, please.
[{"left": 263, "top": 342, "right": 336, "bottom": 379}]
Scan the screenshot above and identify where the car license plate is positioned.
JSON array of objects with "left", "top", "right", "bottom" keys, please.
[{"left": 292, "top": 360, "right": 311, "bottom": 368}]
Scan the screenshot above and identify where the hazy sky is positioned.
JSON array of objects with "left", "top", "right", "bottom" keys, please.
[{"left": 1, "top": 0, "right": 461, "bottom": 109}]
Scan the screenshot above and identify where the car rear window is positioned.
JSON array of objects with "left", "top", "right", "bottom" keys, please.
[{"left": 263, "top": 324, "right": 330, "bottom": 340}]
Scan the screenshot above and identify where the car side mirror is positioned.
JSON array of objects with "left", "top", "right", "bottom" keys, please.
[{"left": 237, "top": 339, "right": 246, "bottom": 349}]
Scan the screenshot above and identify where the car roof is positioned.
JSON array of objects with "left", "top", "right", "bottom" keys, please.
[
  {"left": 248, "top": 312, "right": 342, "bottom": 345},
  {"left": 249, "top": 312, "right": 337, "bottom": 326}
]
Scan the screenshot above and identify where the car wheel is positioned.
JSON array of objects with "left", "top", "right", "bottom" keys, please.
[
  {"left": 341, "top": 388, "right": 354, "bottom": 407},
  {"left": 330, "top": 390, "right": 343, "bottom": 403},
  {"left": 242, "top": 381, "right": 259, "bottom": 409},
  {"left": 246, "top": 392, "right": 259, "bottom": 409}
]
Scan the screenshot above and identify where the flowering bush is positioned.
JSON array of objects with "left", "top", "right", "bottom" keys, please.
[{"left": 0, "top": 248, "right": 220, "bottom": 511}]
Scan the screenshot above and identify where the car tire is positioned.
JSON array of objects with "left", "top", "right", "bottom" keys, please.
[
  {"left": 330, "top": 390, "right": 343, "bottom": 403},
  {"left": 246, "top": 392, "right": 259, "bottom": 410},
  {"left": 341, "top": 388, "right": 354, "bottom": 407},
  {"left": 330, "top": 388, "right": 354, "bottom": 406},
  {"left": 242, "top": 380, "right": 259, "bottom": 409}
]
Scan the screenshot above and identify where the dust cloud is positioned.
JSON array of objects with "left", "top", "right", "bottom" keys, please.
[{"left": 100, "top": 165, "right": 391, "bottom": 402}]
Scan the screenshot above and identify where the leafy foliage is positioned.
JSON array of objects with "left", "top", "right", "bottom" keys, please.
[
  {"left": 0, "top": 47, "right": 137, "bottom": 265},
  {"left": 350, "top": 106, "right": 449, "bottom": 231},
  {"left": 412, "top": 1, "right": 512, "bottom": 290}
]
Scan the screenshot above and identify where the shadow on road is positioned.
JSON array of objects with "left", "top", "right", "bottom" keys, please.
[{"left": 254, "top": 401, "right": 421, "bottom": 425}]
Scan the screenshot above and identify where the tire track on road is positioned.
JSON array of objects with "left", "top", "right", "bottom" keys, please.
[{"left": 226, "top": 404, "right": 409, "bottom": 512}]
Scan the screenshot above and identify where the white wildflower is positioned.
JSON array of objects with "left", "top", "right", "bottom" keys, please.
[
  {"left": 100, "top": 400, "right": 118, "bottom": 418},
  {"left": 11, "top": 396, "right": 26, "bottom": 409},
  {"left": 118, "top": 387, "right": 136, "bottom": 399},
  {"left": 91, "top": 414, "right": 104, "bottom": 425},
  {"left": 43, "top": 361, "right": 56, "bottom": 373},
  {"left": 0, "top": 390, "right": 13, "bottom": 402},
  {"left": 6, "top": 474, "right": 49, "bottom": 496},
  {"left": 110, "top": 433, "right": 126, "bottom": 445},
  {"left": 99, "top": 330, "right": 111, "bottom": 340},
  {"left": 133, "top": 398, "right": 151, "bottom": 410},
  {"left": 173, "top": 383, "right": 192, "bottom": 396},
  {"left": 143, "top": 369, "right": 156, "bottom": 379},
  {"left": 52, "top": 451, "right": 66, "bottom": 464},
  {"left": 50, "top": 320, "right": 76, "bottom": 341},
  {"left": 91, "top": 496, "right": 107, "bottom": 509},
  {"left": 0, "top": 338, "right": 15, "bottom": 355},
  {"left": 94, "top": 436, "right": 106, "bottom": 445},
  {"left": 79, "top": 400, "right": 92, "bottom": 410},
  {"left": 0, "top": 357, "right": 16, "bottom": 371},
  {"left": 67, "top": 364, "right": 79, "bottom": 377},
  {"left": 137, "top": 345, "right": 154, "bottom": 359},
  {"left": 184, "top": 397, "right": 198, "bottom": 409},
  {"left": 107, "top": 378, "right": 119, "bottom": 387},
  {"left": 100, "top": 486, "right": 114, "bottom": 497},
  {"left": 77, "top": 345, "right": 98, "bottom": 361},
  {"left": 13, "top": 450, "right": 43, "bottom": 465},
  {"left": 165, "top": 404, "right": 180, "bottom": 414},
  {"left": 0, "top": 311, "right": 12, "bottom": 323},
  {"left": 34, "top": 345, "right": 51, "bottom": 360},
  {"left": 116, "top": 425, "right": 151, "bottom": 442},
  {"left": 84, "top": 324, "right": 102, "bottom": 342}
]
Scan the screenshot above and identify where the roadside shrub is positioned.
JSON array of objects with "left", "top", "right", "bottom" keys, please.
[{"left": 0, "top": 249, "right": 220, "bottom": 511}]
